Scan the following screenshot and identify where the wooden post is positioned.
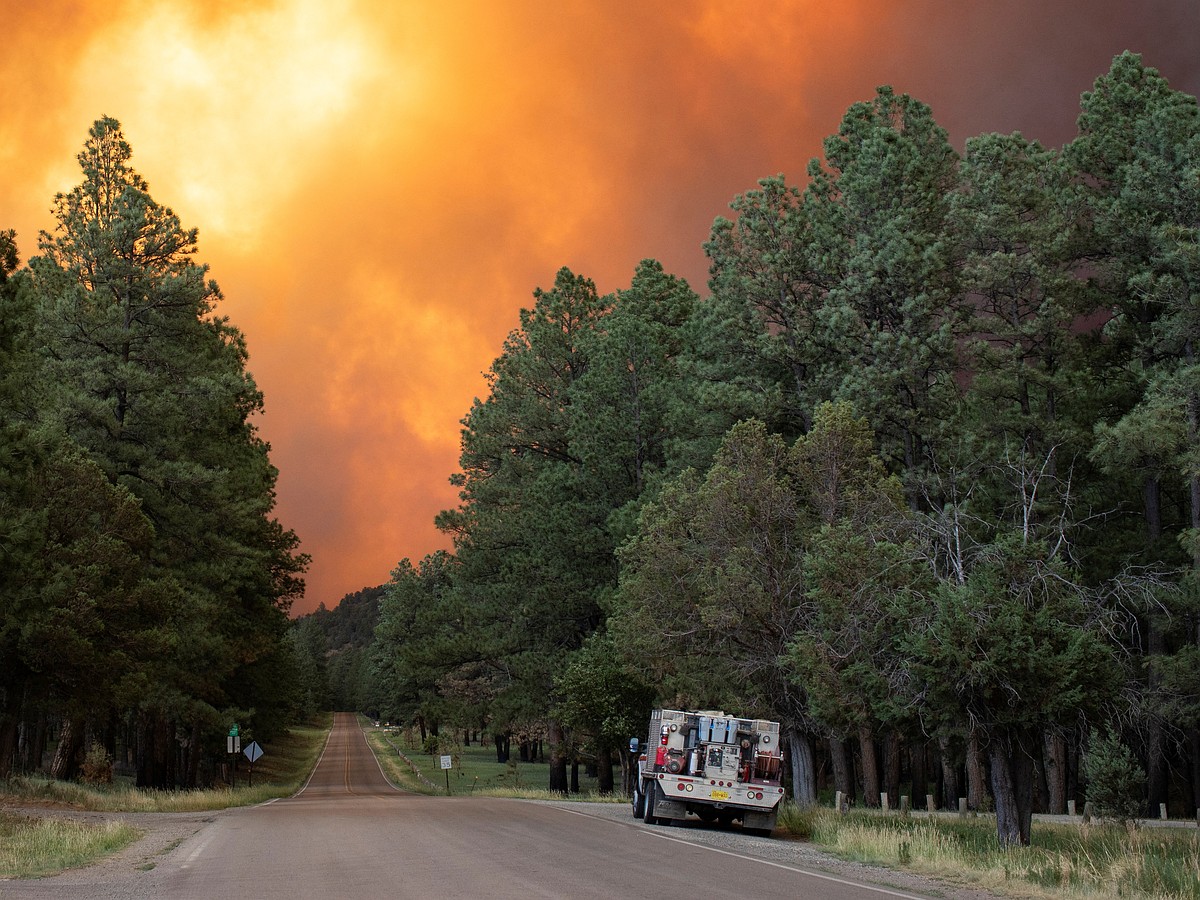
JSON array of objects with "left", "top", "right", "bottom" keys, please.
[
  {"left": 1067, "top": 799, "right": 1076, "bottom": 816},
  {"left": 958, "top": 797, "right": 967, "bottom": 819},
  {"left": 926, "top": 794, "right": 935, "bottom": 813},
  {"left": 900, "top": 795, "right": 910, "bottom": 815},
  {"left": 1160, "top": 803, "right": 1167, "bottom": 821},
  {"left": 880, "top": 792, "right": 889, "bottom": 812},
  {"left": 1083, "top": 801, "right": 1093, "bottom": 824}
]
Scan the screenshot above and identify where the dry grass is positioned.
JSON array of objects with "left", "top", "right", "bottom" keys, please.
[
  {"left": 0, "top": 811, "right": 141, "bottom": 878},
  {"left": 777, "top": 805, "right": 1200, "bottom": 899}
]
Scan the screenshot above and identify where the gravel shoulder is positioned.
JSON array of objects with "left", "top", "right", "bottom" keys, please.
[{"left": 1, "top": 801, "right": 223, "bottom": 890}]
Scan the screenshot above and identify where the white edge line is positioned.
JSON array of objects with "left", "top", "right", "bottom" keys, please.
[
  {"left": 551, "top": 805, "right": 931, "bottom": 900},
  {"left": 293, "top": 720, "right": 336, "bottom": 798}
]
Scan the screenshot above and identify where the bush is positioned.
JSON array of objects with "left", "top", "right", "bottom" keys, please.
[
  {"left": 1082, "top": 729, "right": 1145, "bottom": 826},
  {"left": 79, "top": 743, "right": 113, "bottom": 786}
]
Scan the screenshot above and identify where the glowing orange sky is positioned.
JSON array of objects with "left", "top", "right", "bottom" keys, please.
[{"left": 3, "top": 1, "right": 1198, "bottom": 614}]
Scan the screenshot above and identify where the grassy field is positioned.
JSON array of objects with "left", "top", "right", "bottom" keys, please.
[
  {"left": 362, "top": 720, "right": 624, "bottom": 801},
  {"left": 0, "top": 715, "right": 331, "bottom": 878},
  {"left": 0, "top": 812, "right": 142, "bottom": 879},
  {"left": 779, "top": 804, "right": 1200, "bottom": 899}
]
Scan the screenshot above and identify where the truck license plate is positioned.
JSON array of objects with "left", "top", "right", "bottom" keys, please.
[{"left": 711, "top": 790, "right": 730, "bottom": 800}]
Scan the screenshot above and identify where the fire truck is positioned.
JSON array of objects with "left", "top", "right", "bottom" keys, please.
[{"left": 630, "top": 709, "right": 784, "bottom": 836}]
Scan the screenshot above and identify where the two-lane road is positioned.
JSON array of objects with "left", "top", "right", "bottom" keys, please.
[{"left": 4, "top": 713, "right": 944, "bottom": 899}]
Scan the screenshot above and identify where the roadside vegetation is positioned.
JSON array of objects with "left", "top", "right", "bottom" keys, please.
[
  {"left": 363, "top": 722, "right": 622, "bottom": 801},
  {"left": 778, "top": 804, "right": 1200, "bottom": 899},
  {"left": 0, "top": 716, "right": 330, "bottom": 814},
  {"left": 0, "top": 813, "right": 141, "bottom": 879}
]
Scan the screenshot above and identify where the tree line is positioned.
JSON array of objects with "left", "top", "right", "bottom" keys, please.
[
  {"left": 0, "top": 118, "right": 308, "bottom": 788},
  {"left": 360, "top": 52, "right": 1200, "bottom": 847}
]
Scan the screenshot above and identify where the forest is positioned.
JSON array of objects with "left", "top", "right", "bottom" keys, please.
[
  {"left": 340, "top": 53, "right": 1199, "bottom": 848},
  {"left": 3, "top": 51, "right": 1198, "bottom": 852},
  {"left": 0, "top": 118, "right": 308, "bottom": 790}
]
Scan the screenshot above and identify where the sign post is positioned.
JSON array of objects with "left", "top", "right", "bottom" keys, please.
[
  {"left": 244, "top": 740, "right": 263, "bottom": 787},
  {"left": 440, "top": 754, "right": 452, "bottom": 795},
  {"left": 227, "top": 725, "right": 241, "bottom": 784}
]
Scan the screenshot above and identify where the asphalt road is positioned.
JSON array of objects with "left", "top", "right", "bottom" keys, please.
[{"left": 3, "top": 713, "right": 943, "bottom": 899}]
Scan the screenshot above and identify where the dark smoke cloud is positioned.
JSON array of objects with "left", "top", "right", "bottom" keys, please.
[{"left": 3, "top": 0, "right": 1196, "bottom": 612}]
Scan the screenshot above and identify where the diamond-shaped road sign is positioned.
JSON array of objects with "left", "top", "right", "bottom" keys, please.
[{"left": 243, "top": 740, "right": 263, "bottom": 763}]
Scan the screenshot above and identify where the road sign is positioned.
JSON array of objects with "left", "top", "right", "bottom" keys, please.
[
  {"left": 440, "top": 755, "right": 452, "bottom": 770},
  {"left": 227, "top": 735, "right": 241, "bottom": 754},
  {"left": 229, "top": 724, "right": 239, "bottom": 737},
  {"left": 244, "top": 740, "right": 263, "bottom": 763}
]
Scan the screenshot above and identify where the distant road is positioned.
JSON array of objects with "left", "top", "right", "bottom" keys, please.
[{"left": 3, "top": 713, "right": 942, "bottom": 899}]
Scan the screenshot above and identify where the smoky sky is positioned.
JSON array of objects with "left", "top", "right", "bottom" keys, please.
[{"left": 3, "top": 0, "right": 1197, "bottom": 613}]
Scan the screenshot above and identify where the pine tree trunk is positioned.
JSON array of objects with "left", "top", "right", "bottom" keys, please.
[
  {"left": 910, "top": 741, "right": 927, "bottom": 804},
  {"left": 1043, "top": 730, "right": 1067, "bottom": 814},
  {"left": 1146, "top": 624, "right": 1168, "bottom": 817},
  {"left": 597, "top": 746, "right": 614, "bottom": 795},
  {"left": 786, "top": 727, "right": 817, "bottom": 807},
  {"left": 547, "top": 720, "right": 568, "bottom": 794},
  {"left": 859, "top": 724, "right": 880, "bottom": 807},
  {"left": 0, "top": 689, "right": 18, "bottom": 779},
  {"left": 184, "top": 720, "right": 201, "bottom": 789},
  {"left": 1189, "top": 727, "right": 1200, "bottom": 817},
  {"left": 829, "top": 736, "right": 853, "bottom": 803},
  {"left": 50, "top": 716, "right": 84, "bottom": 781},
  {"left": 23, "top": 712, "right": 48, "bottom": 773},
  {"left": 883, "top": 731, "right": 901, "bottom": 809},
  {"left": 938, "top": 735, "right": 960, "bottom": 810},
  {"left": 967, "top": 727, "right": 987, "bottom": 810},
  {"left": 0, "top": 717, "right": 15, "bottom": 780},
  {"left": 1014, "top": 733, "right": 1035, "bottom": 844},
  {"left": 989, "top": 737, "right": 1023, "bottom": 847}
]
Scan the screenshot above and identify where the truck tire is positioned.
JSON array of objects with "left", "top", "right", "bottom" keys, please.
[
  {"left": 632, "top": 780, "right": 646, "bottom": 819},
  {"left": 644, "top": 780, "right": 662, "bottom": 825}
]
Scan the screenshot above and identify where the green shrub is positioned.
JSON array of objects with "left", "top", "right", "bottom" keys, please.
[{"left": 1082, "top": 729, "right": 1146, "bottom": 826}]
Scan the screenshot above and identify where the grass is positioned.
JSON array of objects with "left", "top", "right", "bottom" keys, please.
[
  {"left": 0, "top": 714, "right": 331, "bottom": 813},
  {"left": 777, "top": 803, "right": 1200, "bottom": 899},
  {"left": 361, "top": 719, "right": 624, "bottom": 802},
  {"left": 0, "top": 812, "right": 142, "bottom": 878}
]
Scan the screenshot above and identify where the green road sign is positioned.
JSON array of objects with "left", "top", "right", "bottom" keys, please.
[{"left": 229, "top": 724, "right": 239, "bottom": 737}]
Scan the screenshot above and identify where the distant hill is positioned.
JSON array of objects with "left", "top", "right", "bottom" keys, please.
[{"left": 302, "top": 585, "right": 385, "bottom": 651}]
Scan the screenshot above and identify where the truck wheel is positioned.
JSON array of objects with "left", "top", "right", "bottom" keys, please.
[
  {"left": 632, "top": 781, "right": 646, "bottom": 819},
  {"left": 644, "top": 780, "right": 661, "bottom": 825}
]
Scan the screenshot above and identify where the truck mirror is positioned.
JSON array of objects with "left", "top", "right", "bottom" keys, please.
[{"left": 629, "top": 738, "right": 639, "bottom": 753}]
